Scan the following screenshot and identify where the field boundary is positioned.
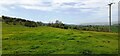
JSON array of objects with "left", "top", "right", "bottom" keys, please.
[{"left": 0, "top": 21, "right": 2, "bottom": 56}]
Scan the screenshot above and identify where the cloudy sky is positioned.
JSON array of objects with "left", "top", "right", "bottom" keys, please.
[{"left": 0, "top": 0, "right": 119, "bottom": 24}]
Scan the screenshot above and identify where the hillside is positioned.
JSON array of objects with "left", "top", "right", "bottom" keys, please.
[
  {"left": 2, "top": 22, "right": 118, "bottom": 54},
  {"left": 1, "top": 16, "right": 118, "bottom": 33}
]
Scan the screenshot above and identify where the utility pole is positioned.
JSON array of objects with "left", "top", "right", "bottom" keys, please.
[{"left": 108, "top": 3, "right": 113, "bottom": 32}]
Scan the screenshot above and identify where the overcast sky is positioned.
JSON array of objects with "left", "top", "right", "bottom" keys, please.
[{"left": 0, "top": 0, "right": 119, "bottom": 24}]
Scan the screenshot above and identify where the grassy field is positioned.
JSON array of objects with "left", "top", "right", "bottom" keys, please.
[{"left": 2, "top": 22, "right": 118, "bottom": 54}]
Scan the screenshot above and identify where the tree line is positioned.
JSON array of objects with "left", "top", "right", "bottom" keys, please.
[
  {"left": 2, "top": 16, "right": 118, "bottom": 32},
  {"left": 2, "top": 16, "right": 39, "bottom": 27}
]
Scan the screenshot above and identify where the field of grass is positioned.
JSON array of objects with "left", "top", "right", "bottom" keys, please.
[{"left": 2, "top": 22, "right": 118, "bottom": 54}]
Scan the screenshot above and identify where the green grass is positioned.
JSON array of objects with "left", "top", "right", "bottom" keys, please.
[
  {"left": 2, "top": 23, "right": 118, "bottom": 54},
  {"left": 0, "top": 22, "right": 2, "bottom": 55}
]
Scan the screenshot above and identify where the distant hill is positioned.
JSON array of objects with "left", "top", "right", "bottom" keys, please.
[{"left": 81, "top": 21, "right": 118, "bottom": 25}]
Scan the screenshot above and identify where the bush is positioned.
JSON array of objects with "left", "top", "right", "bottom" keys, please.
[{"left": 24, "top": 21, "right": 37, "bottom": 27}]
